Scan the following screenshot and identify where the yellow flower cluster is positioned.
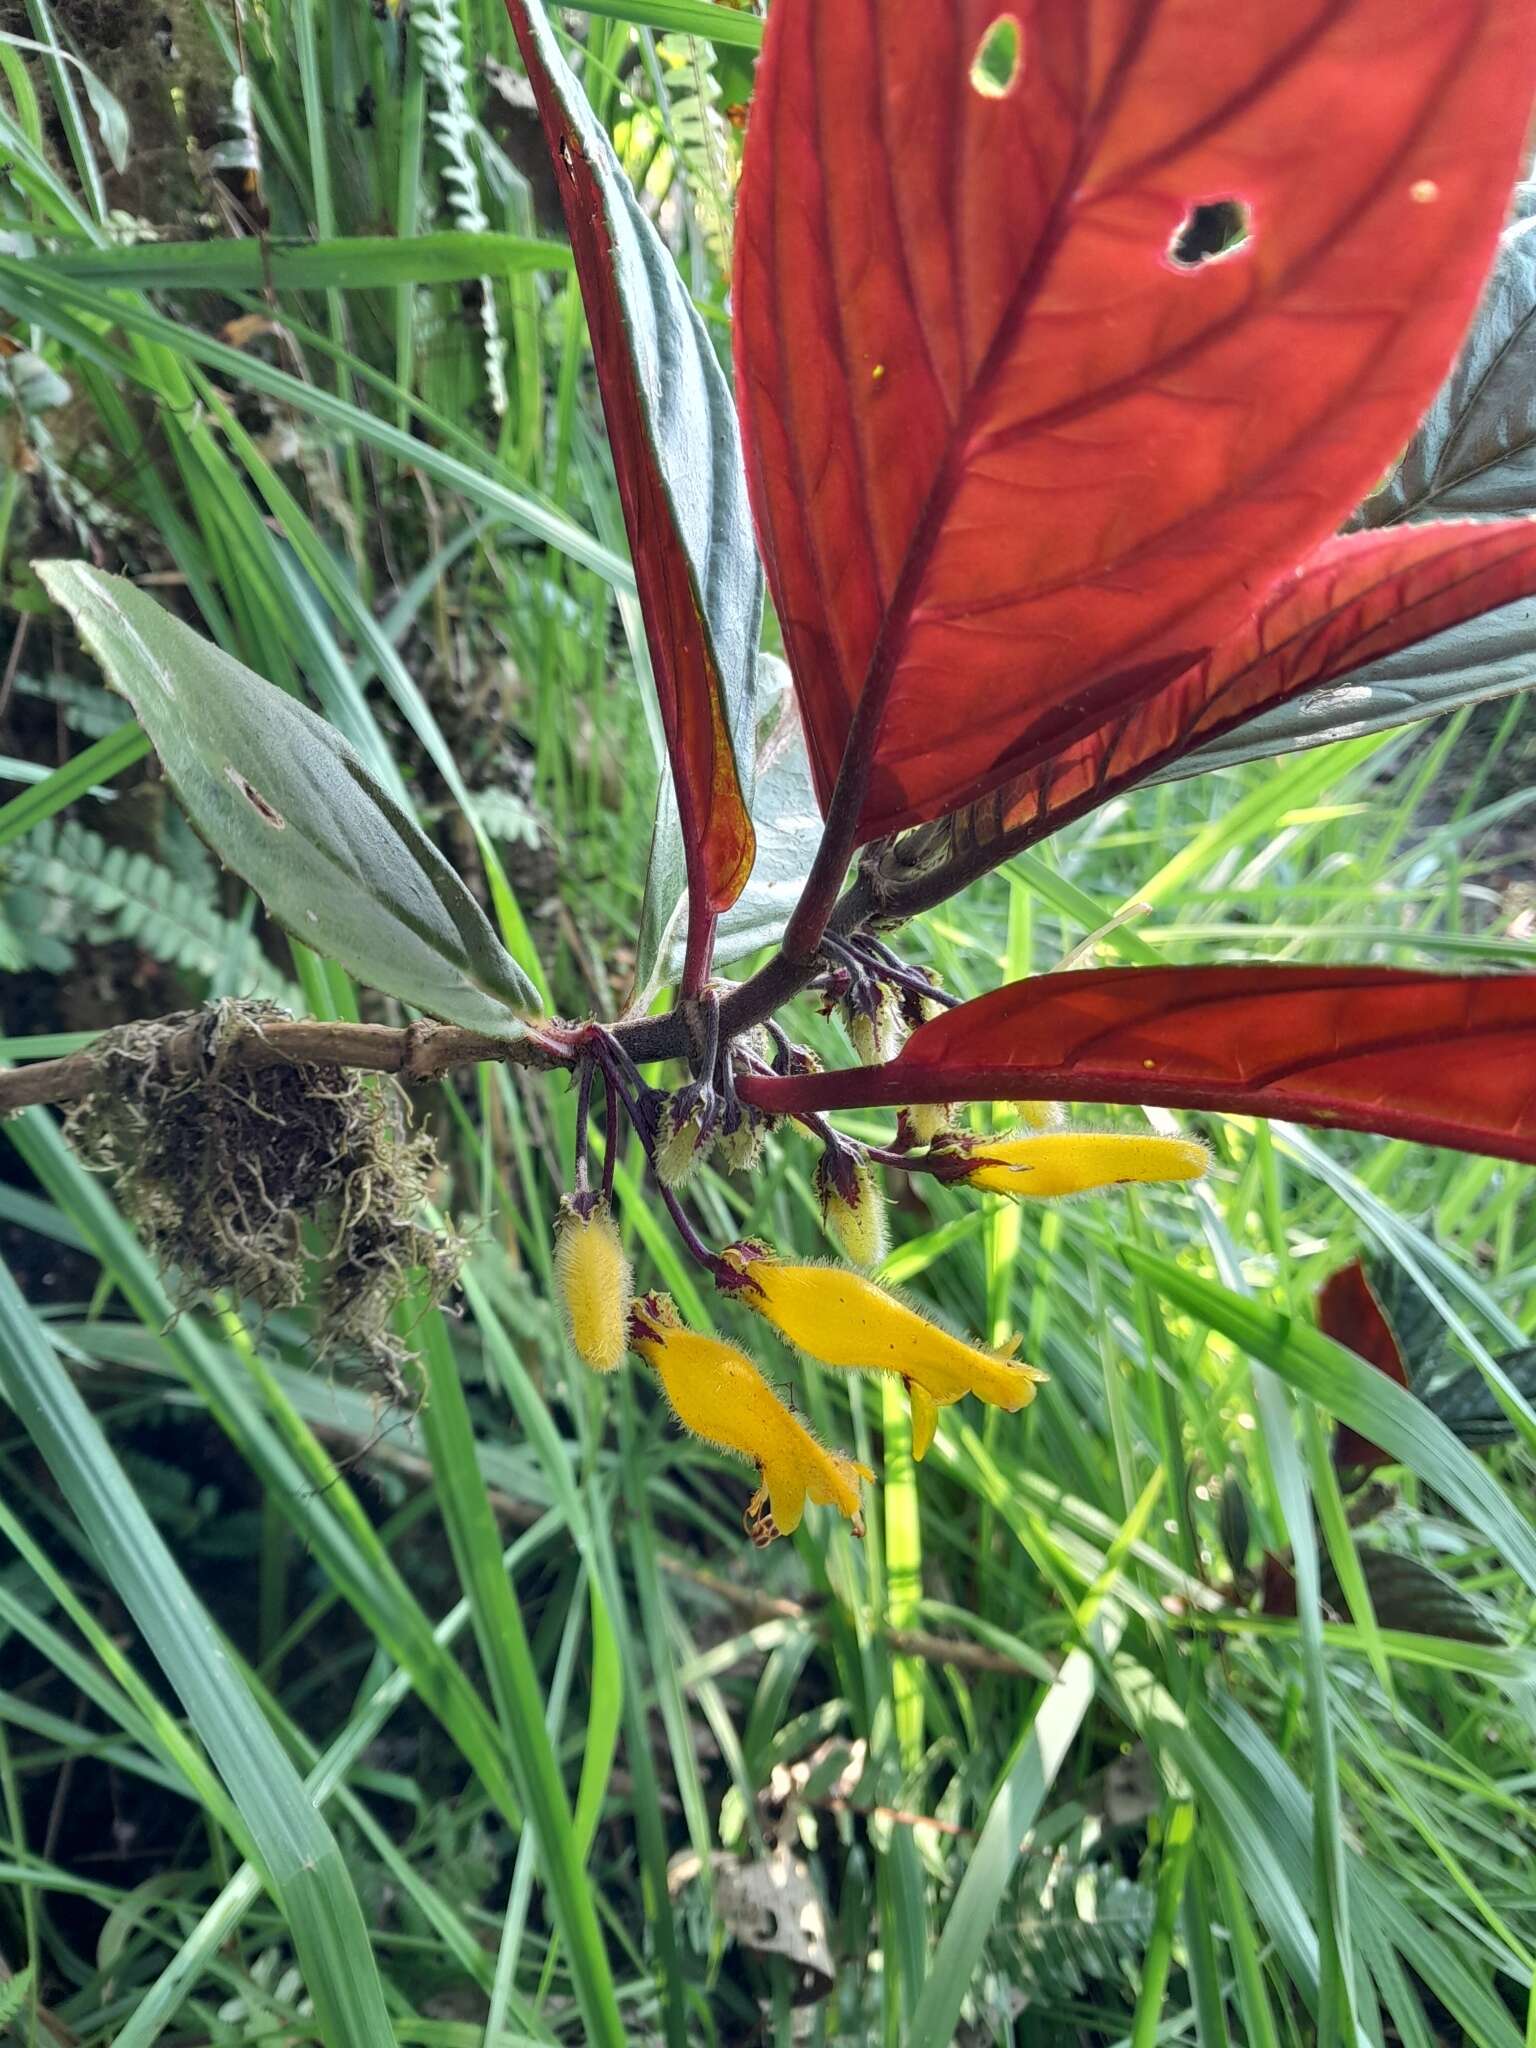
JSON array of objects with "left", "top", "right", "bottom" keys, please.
[{"left": 553, "top": 1067, "right": 1209, "bottom": 1546}]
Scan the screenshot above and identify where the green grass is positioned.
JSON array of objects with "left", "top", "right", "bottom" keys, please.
[{"left": 3, "top": 4, "right": 1535, "bottom": 2044}]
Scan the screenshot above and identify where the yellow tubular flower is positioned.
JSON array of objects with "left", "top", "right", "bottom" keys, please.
[
  {"left": 631, "top": 1296, "right": 871, "bottom": 1545},
  {"left": 724, "top": 1249, "right": 1046, "bottom": 1461},
  {"left": 553, "top": 1198, "right": 632, "bottom": 1373},
  {"left": 960, "top": 1131, "right": 1209, "bottom": 1200}
]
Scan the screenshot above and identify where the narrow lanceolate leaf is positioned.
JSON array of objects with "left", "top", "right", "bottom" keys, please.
[
  {"left": 943, "top": 523, "right": 1536, "bottom": 870},
  {"left": 1125, "top": 1246, "right": 1536, "bottom": 1600},
  {"left": 733, "top": 0, "right": 1536, "bottom": 843},
  {"left": 739, "top": 966, "right": 1536, "bottom": 1166},
  {"left": 1317, "top": 1261, "right": 1408, "bottom": 1471},
  {"left": 37, "top": 562, "right": 539, "bottom": 1035},
  {"left": 506, "top": 0, "right": 762, "bottom": 956},
  {"left": 632, "top": 656, "right": 820, "bottom": 1002}
]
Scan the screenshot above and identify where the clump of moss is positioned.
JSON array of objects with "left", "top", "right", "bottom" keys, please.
[{"left": 66, "top": 1001, "right": 461, "bottom": 1382}]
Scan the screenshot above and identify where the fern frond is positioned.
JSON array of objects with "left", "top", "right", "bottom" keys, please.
[
  {"left": 3, "top": 819, "right": 297, "bottom": 1004},
  {"left": 656, "top": 34, "right": 737, "bottom": 277},
  {"left": 414, "top": 0, "right": 509, "bottom": 417}
]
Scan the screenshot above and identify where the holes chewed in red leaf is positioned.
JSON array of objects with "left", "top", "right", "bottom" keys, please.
[
  {"left": 1167, "top": 198, "right": 1252, "bottom": 269},
  {"left": 971, "top": 15, "right": 1024, "bottom": 98},
  {"left": 733, "top": 1, "right": 1536, "bottom": 844}
]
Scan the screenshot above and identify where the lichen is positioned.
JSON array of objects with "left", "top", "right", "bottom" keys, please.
[{"left": 65, "top": 1000, "right": 461, "bottom": 1385}]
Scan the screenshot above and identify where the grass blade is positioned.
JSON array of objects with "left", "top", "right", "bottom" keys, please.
[{"left": 0, "top": 1257, "right": 394, "bottom": 2048}]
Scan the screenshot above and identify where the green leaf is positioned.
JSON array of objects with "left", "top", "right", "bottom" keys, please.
[
  {"left": 633, "top": 657, "right": 819, "bottom": 1001},
  {"left": 905, "top": 1472, "right": 1155, "bottom": 2048},
  {"left": 1122, "top": 1245, "right": 1536, "bottom": 1598},
  {"left": 36, "top": 561, "right": 540, "bottom": 1034},
  {"left": 575, "top": 0, "right": 763, "bottom": 46},
  {"left": 1361, "top": 212, "right": 1536, "bottom": 525},
  {"left": 0, "top": 256, "right": 632, "bottom": 589},
  {"left": 39, "top": 228, "right": 573, "bottom": 292},
  {"left": 1329, "top": 1548, "right": 1506, "bottom": 1646},
  {"left": 0, "top": 717, "right": 149, "bottom": 847},
  {"left": 413, "top": 1305, "right": 627, "bottom": 2048},
  {"left": 1423, "top": 1348, "right": 1536, "bottom": 1446},
  {"left": 0, "top": 30, "right": 128, "bottom": 171},
  {"left": 0, "top": 1255, "right": 395, "bottom": 2048},
  {"left": 0, "top": 1964, "right": 33, "bottom": 2034}
]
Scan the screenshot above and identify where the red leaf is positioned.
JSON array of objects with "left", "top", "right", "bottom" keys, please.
[
  {"left": 739, "top": 966, "right": 1536, "bottom": 1165},
  {"left": 949, "top": 521, "right": 1536, "bottom": 866},
  {"left": 1260, "top": 1552, "right": 1299, "bottom": 1617},
  {"left": 734, "top": 1, "right": 1536, "bottom": 842},
  {"left": 507, "top": 0, "right": 761, "bottom": 938},
  {"left": 1319, "top": 1260, "right": 1409, "bottom": 1470}
]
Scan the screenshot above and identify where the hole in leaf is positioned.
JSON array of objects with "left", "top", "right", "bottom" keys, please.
[
  {"left": 1168, "top": 198, "right": 1251, "bottom": 269},
  {"left": 970, "top": 15, "right": 1023, "bottom": 98},
  {"left": 224, "top": 766, "right": 286, "bottom": 829}
]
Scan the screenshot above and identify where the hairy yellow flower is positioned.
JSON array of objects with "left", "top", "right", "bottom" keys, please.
[
  {"left": 723, "top": 1248, "right": 1045, "bottom": 1461},
  {"left": 959, "top": 1131, "right": 1209, "bottom": 1199},
  {"left": 553, "top": 1198, "right": 632, "bottom": 1373},
  {"left": 631, "top": 1295, "right": 870, "bottom": 1544}
]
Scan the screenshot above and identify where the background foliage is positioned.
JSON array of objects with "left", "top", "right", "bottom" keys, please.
[{"left": 2, "top": 2, "right": 1535, "bottom": 2042}]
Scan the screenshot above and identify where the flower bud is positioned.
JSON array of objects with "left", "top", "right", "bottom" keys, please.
[
  {"left": 716, "top": 1104, "right": 767, "bottom": 1174},
  {"left": 654, "top": 1093, "right": 711, "bottom": 1187},
  {"left": 897, "top": 972, "right": 945, "bottom": 1033},
  {"left": 553, "top": 1197, "right": 632, "bottom": 1373},
  {"left": 814, "top": 1150, "right": 887, "bottom": 1269},
  {"left": 1012, "top": 1100, "right": 1063, "bottom": 1132},
  {"left": 899, "top": 1102, "right": 954, "bottom": 1148},
  {"left": 630, "top": 1292, "right": 871, "bottom": 1542},
  {"left": 722, "top": 1245, "right": 1046, "bottom": 1460},
  {"left": 960, "top": 1131, "right": 1209, "bottom": 1200},
  {"left": 847, "top": 990, "right": 902, "bottom": 1067}
]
